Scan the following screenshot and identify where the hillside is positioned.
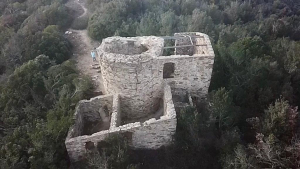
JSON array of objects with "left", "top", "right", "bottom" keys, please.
[{"left": 0, "top": 0, "right": 300, "bottom": 168}]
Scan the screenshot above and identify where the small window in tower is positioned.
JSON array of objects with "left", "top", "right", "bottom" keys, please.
[{"left": 163, "top": 63, "right": 175, "bottom": 79}]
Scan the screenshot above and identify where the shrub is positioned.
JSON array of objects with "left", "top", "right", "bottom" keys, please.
[
  {"left": 71, "top": 15, "right": 89, "bottom": 30},
  {"left": 87, "top": 134, "right": 135, "bottom": 169}
]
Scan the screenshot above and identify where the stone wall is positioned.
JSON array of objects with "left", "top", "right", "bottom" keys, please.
[
  {"left": 174, "top": 32, "right": 197, "bottom": 55},
  {"left": 65, "top": 84, "right": 177, "bottom": 162},
  {"left": 96, "top": 33, "right": 214, "bottom": 120},
  {"left": 158, "top": 54, "right": 214, "bottom": 98},
  {"left": 174, "top": 32, "right": 210, "bottom": 55},
  {"left": 65, "top": 32, "right": 215, "bottom": 162},
  {"left": 159, "top": 33, "right": 214, "bottom": 98},
  {"left": 68, "top": 95, "right": 114, "bottom": 138},
  {"left": 97, "top": 36, "right": 165, "bottom": 120},
  {"left": 123, "top": 84, "right": 176, "bottom": 149},
  {"left": 110, "top": 94, "right": 121, "bottom": 128}
]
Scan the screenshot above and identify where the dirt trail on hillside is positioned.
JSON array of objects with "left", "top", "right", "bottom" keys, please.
[{"left": 65, "top": 0, "right": 103, "bottom": 94}]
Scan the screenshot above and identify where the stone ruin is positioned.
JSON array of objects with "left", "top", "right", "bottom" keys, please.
[{"left": 65, "top": 32, "right": 215, "bottom": 161}]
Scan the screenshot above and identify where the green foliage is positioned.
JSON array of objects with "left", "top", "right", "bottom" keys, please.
[
  {"left": 1, "top": 0, "right": 300, "bottom": 168},
  {"left": 86, "top": 0, "right": 300, "bottom": 41},
  {"left": 21, "top": 2, "right": 73, "bottom": 31},
  {"left": 2, "top": 24, "right": 71, "bottom": 71},
  {"left": 0, "top": 56, "right": 52, "bottom": 125},
  {"left": 0, "top": 56, "right": 93, "bottom": 168},
  {"left": 212, "top": 36, "right": 284, "bottom": 113},
  {"left": 187, "top": 9, "right": 214, "bottom": 34},
  {"left": 87, "top": 134, "right": 135, "bottom": 169},
  {"left": 160, "top": 10, "right": 178, "bottom": 35},
  {"left": 228, "top": 36, "right": 271, "bottom": 64},
  {"left": 38, "top": 25, "right": 72, "bottom": 63},
  {"left": 88, "top": 0, "right": 127, "bottom": 40},
  {"left": 271, "top": 38, "right": 300, "bottom": 73},
  {"left": 26, "top": 0, "right": 53, "bottom": 14},
  {"left": 263, "top": 99, "right": 298, "bottom": 140},
  {"left": 0, "top": 0, "right": 73, "bottom": 73},
  {"left": 166, "top": 106, "right": 221, "bottom": 169},
  {"left": 114, "top": 18, "right": 138, "bottom": 37},
  {"left": 164, "top": 101, "right": 240, "bottom": 169},
  {"left": 223, "top": 1, "right": 255, "bottom": 24},
  {"left": 0, "top": 26, "right": 14, "bottom": 74},
  {"left": 136, "top": 12, "right": 161, "bottom": 36},
  {"left": 71, "top": 15, "right": 89, "bottom": 30},
  {"left": 222, "top": 144, "right": 257, "bottom": 169},
  {"left": 210, "top": 88, "right": 239, "bottom": 130},
  {"left": 226, "top": 99, "right": 299, "bottom": 168},
  {"left": 0, "top": 26, "right": 13, "bottom": 49}
]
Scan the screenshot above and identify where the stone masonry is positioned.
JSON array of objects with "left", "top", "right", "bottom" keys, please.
[{"left": 65, "top": 32, "right": 215, "bottom": 162}]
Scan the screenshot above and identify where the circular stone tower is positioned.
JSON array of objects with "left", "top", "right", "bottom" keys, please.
[{"left": 97, "top": 36, "right": 164, "bottom": 120}]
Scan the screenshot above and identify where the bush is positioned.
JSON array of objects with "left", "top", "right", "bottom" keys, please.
[
  {"left": 225, "top": 99, "right": 300, "bottom": 169},
  {"left": 86, "top": 134, "right": 137, "bottom": 169},
  {"left": 166, "top": 106, "right": 222, "bottom": 169},
  {"left": 0, "top": 56, "right": 94, "bottom": 168},
  {"left": 38, "top": 25, "right": 72, "bottom": 64},
  {"left": 88, "top": 1, "right": 127, "bottom": 40},
  {"left": 71, "top": 15, "right": 89, "bottom": 30}
]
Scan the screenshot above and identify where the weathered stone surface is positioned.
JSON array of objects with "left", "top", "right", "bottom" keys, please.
[
  {"left": 96, "top": 33, "right": 214, "bottom": 120},
  {"left": 66, "top": 85, "right": 177, "bottom": 161},
  {"left": 97, "top": 36, "right": 165, "bottom": 119},
  {"left": 67, "top": 95, "right": 114, "bottom": 138},
  {"left": 65, "top": 32, "right": 215, "bottom": 162}
]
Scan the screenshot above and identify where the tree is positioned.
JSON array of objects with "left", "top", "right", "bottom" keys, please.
[
  {"left": 0, "top": 26, "right": 13, "bottom": 74},
  {"left": 186, "top": 9, "right": 217, "bottom": 39},
  {"left": 136, "top": 12, "right": 161, "bottom": 36},
  {"left": 38, "top": 25, "right": 72, "bottom": 64},
  {"left": 87, "top": 134, "right": 135, "bottom": 169},
  {"left": 160, "top": 10, "right": 178, "bottom": 36},
  {"left": 0, "top": 56, "right": 93, "bottom": 168},
  {"left": 226, "top": 99, "right": 299, "bottom": 169},
  {"left": 88, "top": 0, "right": 127, "bottom": 40},
  {"left": 209, "top": 88, "right": 239, "bottom": 130}
]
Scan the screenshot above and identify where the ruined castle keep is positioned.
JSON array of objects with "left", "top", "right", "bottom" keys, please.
[{"left": 65, "top": 32, "right": 215, "bottom": 161}]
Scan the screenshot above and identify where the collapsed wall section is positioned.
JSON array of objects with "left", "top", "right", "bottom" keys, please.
[{"left": 68, "top": 95, "right": 114, "bottom": 138}]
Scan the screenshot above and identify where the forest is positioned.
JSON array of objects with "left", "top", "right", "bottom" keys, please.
[{"left": 0, "top": 0, "right": 300, "bottom": 168}]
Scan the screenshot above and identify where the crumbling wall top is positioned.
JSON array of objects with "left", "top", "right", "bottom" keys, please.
[
  {"left": 98, "top": 36, "right": 164, "bottom": 64},
  {"left": 173, "top": 32, "right": 214, "bottom": 57}
]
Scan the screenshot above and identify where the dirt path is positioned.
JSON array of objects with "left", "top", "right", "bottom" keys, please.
[
  {"left": 65, "top": 0, "right": 103, "bottom": 94},
  {"left": 77, "top": 0, "right": 88, "bottom": 18}
]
